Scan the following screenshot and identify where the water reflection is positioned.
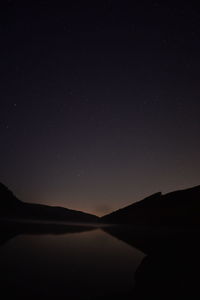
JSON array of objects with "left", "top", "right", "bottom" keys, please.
[
  {"left": 0, "top": 221, "right": 144, "bottom": 300},
  {"left": 1, "top": 220, "right": 200, "bottom": 299}
]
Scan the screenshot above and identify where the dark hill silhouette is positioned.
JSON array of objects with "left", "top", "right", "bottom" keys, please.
[
  {"left": 0, "top": 182, "right": 99, "bottom": 223},
  {"left": 0, "top": 182, "right": 23, "bottom": 208},
  {"left": 101, "top": 185, "right": 200, "bottom": 227},
  {"left": 105, "top": 226, "right": 200, "bottom": 299},
  {"left": 2, "top": 182, "right": 200, "bottom": 227},
  {"left": 103, "top": 223, "right": 200, "bottom": 299},
  {"left": 133, "top": 239, "right": 200, "bottom": 300}
]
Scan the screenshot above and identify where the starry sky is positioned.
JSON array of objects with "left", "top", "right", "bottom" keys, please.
[{"left": 1, "top": 0, "right": 200, "bottom": 216}]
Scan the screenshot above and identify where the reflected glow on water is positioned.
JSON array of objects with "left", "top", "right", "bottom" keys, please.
[{"left": 0, "top": 228, "right": 145, "bottom": 299}]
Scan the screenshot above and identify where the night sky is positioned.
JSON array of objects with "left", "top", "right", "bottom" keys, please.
[{"left": 1, "top": 1, "right": 200, "bottom": 216}]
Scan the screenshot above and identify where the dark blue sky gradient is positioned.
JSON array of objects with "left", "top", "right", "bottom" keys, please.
[{"left": 1, "top": 1, "right": 200, "bottom": 215}]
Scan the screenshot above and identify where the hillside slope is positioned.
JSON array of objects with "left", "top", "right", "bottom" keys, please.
[{"left": 0, "top": 183, "right": 99, "bottom": 223}]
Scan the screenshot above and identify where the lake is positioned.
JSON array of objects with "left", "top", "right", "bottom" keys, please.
[{"left": 0, "top": 225, "right": 145, "bottom": 299}]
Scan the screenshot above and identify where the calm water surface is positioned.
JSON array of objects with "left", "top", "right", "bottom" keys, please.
[{"left": 0, "top": 228, "right": 145, "bottom": 299}]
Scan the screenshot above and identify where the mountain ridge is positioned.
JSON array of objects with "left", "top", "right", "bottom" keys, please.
[
  {"left": 1, "top": 182, "right": 200, "bottom": 226},
  {"left": 0, "top": 182, "right": 99, "bottom": 223},
  {"left": 101, "top": 185, "right": 200, "bottom": 226}
]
